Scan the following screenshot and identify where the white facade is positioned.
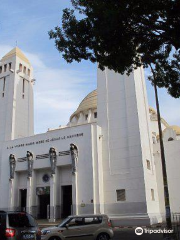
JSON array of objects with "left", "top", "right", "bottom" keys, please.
[{"left": 0, "top": 48, "right": 180, "bottom": 225}]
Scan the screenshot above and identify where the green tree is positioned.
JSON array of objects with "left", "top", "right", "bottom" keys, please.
[{"left": 49, "top": 0, "right": 180, "bottom": 98}]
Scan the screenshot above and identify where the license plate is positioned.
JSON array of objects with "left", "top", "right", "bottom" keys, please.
[{"left": 22, "top": 234, "right": 35, "bottom": 239}]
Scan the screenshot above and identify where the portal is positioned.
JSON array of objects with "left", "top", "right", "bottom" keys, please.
[
  {"left": 20, "top": 189, "right": 27, "bottom": 212},
  {"left": 61, "top": 185, "right": 72, "bottom": 218},
  {"left": 39, "top": 194, "right": 50, "bottom": 219}
]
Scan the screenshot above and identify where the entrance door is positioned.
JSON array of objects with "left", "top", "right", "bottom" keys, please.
[
  {"left": 20, "top": 189, "right": 27, "bottom": 212},
  {"left": 39, "top": 195, "right": 50, "bottom": 219},
  {"left": 62, "top": 185, "right": 72, "bottom": 218}
]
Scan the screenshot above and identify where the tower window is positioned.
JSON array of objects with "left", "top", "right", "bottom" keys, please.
[
  {"left": 23, "top": 66, "right": 26, "bottom": 74},
  {"left": 151, "top": 189, "right": 155, "bottom": 201},
  {"left": 4, "top": 64, "right": 7, "bottom": 72},
  {"left": 9, "top": 63, "right": 12, "bottom": 70},
  {"left": 22, "top": 79, "right": 25, "bottom": 99},
  {"left": 2, "top": 77, "right": 6, "bottom": 98},
  {"left": 116, "top": 189, "right": 126, "bottom": 201},
  {"left": 94, "top": 112, "right": 97, "bottom": 118},
  {"left": 28, "top": 69, "right": 30, "bottom": 76},
  {"left": 85, "top": 114, "right": 88, "bottom": 120},
  {"left": 19, "top": 64, "right": 22, "bottom": 72},
  {"left": 146, "top": 160, "right": 151, "bottom": 170},
  {"left": 3, "top": 77, "right": 6, "bottom": 92}
]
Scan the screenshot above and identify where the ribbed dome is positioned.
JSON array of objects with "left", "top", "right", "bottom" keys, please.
[
  {"left": 170, "top": 125, "right": 180, "bottom": 135},
  {"left": 70, "top": 90, "right": 97, "bottom": 121}
]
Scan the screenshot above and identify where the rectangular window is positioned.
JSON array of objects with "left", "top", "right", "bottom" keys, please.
[
  {"left": 116, "top": 189, "right": 126, "bottom": 201},
  {"left": 23, "top": 66, "right": 26, "bottom": 74},
  {"left": 146, "top": 160, "right": 151, "bottom": 170},
  {"left": 151, "top": 189, "right": 155, "bottom": 201},
  {"left": 3, "top": 77, "right": 6, "bottom": 92},
  {"left": 4, "top": 64, "right": 7, "bottom": 72},
  {"left": 94, "top": 112, "right": 97, "bottom": 118},
  {"left": 28, "top": 69, "right": 30, "bottom": 76},
  {"left": 22, "top": 79, "right": 25, "bottom": 99},
  {"left": 19, "top": 64, "right": 22, "bottom": 72},
  {"left": 9, "top": 62, "right": 12, "bottom": 70},
  {"left": 85, "top": 114, "right": 88, "bottom": 120},
  {"left": 0, "top": 66, "right": 2, "bottom": 74}
]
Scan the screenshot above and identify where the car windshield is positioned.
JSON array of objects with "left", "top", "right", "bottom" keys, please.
[
  {"left": 8, "top": 213, "right": 36, "bottom": 228},
  {"left": 58, "top": 217, "right": 71, "bottom": 227}
]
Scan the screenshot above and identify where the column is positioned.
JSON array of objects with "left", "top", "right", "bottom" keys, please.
[
  {"left": 72, "top": 173, "right": 78, "bottom": 215},
  {"left": 8, "top": 179, "right": 15, "bottom": 211},
  {"left": 26, "top": 151, "right": 34, "bottom": 214},
  {"left": 88, "top": 109, "right": 92, "bottom": 123},
  {"left": 26, "top": 177, "right": 33, "bottom": 214},
  {"left": 50, "top": 174, "right": 56, "bottom": 222}
]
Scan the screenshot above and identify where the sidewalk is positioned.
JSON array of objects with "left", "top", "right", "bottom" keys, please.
[{"left": 37, "top": 219, "right": 62, "bottom": 228}]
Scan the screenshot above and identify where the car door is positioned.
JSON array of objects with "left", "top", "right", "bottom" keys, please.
[
  {"left": 81, "top": 217, "right": 102, "bottom": 240},
  {"left": 62, "top": 217, "right": 87, "bottom": 240},
  {"left": 0, "top": 213, "right": 6, "bottom": 240}
]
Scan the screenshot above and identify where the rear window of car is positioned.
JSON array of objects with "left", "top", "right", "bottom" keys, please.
[
  {"left": 0, "top": 214, "right": 6, "bottom": 227},
  {"left": 8, "top": 213, "right": 36, "bottom": 228}
]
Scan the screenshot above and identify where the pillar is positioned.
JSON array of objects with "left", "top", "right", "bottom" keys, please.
[
  {"left": 72, "top": 173, "right": 78, "bottom": 215},
  {"left": 26, "top": 177, "right": 33, "bottom": 214},
  {"left": 8, "top": 179, "right": 15, "bottom": 211},
  {"left": 50, "top": 174, "right": 56, "bottom": 222}
]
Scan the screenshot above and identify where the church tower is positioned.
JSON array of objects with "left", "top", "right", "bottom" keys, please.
[
  {"left": 0, "top": 47, "right": 34, "bottom": 142},
  {"left": 97, "top": 67, "right": 162, "bottom": 224}
]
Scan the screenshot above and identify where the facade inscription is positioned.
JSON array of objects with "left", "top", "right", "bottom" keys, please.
[{"left": 7, "top": 133, "right": 83, "bottom": 149}]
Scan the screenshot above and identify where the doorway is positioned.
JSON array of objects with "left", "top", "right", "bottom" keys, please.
[
  {"left": 39, "top": 195, "right": 50, "bottom": 219},
  {"left": 62, "top": 185, "right": 72, "bottom": 218},
  {"left": 20, "top": 189, "right": 27, "bottom": 212}
]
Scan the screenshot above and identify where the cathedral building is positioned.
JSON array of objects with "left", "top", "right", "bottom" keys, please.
[{"left": 0, "top": 47, "right": 180, "bottom": 225}]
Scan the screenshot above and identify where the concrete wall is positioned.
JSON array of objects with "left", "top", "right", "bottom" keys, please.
[
  {"left": 154, "top": 139, "right": 180, "bottom": 214},
  {"left": 97, "top": 67, "right": 161, "bottom": 224},
  {"left": 0, "top": 123, "right": 97, "bottom": 216}
]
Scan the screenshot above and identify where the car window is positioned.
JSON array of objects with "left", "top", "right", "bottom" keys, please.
[
  {"left": 58, "top": 217, "right": 71, "bottom": 227},
  {"left": 68, "top": 217, "right": 84, "bottom": 227},
  {"left": 84, "top": 217, "right": 102, "bottom": 225},
  {"left": 8, "top": 213, "right": 36, "bottom": 228},
  {"left": 0, "top": 214, "right": 6, "bottom": 228}
]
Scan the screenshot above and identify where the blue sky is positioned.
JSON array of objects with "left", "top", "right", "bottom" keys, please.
[{"left": 0, "top": 0, "right": 179, "bottom": 133}]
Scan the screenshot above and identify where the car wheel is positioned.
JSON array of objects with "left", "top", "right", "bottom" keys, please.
[
  {"left": 49, "top": 237, "right": 61, "bottom": 240},
  {"left": 97, "top": 233, "right": 110, "bottom": 240}
]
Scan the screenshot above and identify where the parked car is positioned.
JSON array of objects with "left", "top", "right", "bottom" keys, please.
[
  {"left": 41, "top": 214, "right": 114, "bottom": 240},
  {"left": 0, "top": 211, "right": 41, "bottom": 240}
]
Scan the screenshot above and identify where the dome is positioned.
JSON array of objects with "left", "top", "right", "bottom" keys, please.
[
  {"left": 170, "top": 125, "right": 180, "bottom": 135},
  {"left": 70, "top": 90, "right": 97, "bottom": 121}
]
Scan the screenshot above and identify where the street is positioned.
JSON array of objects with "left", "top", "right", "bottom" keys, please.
[{"left": 113, "top": 228, "right": 174, "bottom": 240}]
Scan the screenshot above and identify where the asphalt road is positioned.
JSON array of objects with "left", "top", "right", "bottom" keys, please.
[{"left": 113, "top": 229, "right": 175, "bottom": 240}]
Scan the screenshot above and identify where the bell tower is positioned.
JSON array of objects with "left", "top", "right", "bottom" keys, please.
[{"left": 0, "top": 47, "right": 34, "bottom": 142}]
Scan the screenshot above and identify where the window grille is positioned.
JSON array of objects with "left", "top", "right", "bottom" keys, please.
[{"left": 116, "top": 189, "right": 126, "bottom": 201}]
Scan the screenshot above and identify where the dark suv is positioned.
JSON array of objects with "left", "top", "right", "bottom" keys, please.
[{"left": 0, "top": 211, "right": 41, "bottom": 240}]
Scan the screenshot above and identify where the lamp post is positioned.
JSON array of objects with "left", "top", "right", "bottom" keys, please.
[{"left": 154, "top": 82, "right": 172, "bottom": 229}]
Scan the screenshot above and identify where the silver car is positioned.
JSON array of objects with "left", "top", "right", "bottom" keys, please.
[{"left": 41, "top": 214, "right": 114, "bottom": 240}]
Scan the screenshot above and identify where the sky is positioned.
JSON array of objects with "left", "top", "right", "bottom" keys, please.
[{"left": 0, "top": 0, "right": 179, "bottom": 134}]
